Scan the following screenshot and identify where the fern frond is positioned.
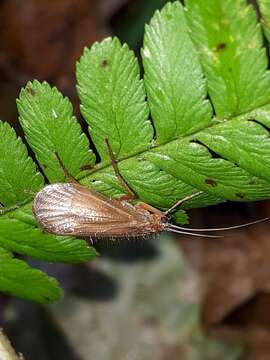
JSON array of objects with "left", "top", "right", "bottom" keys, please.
[{"left": 1, "top": 0, "right": 270, "bottom": 302}]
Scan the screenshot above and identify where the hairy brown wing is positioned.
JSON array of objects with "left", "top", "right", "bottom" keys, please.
[{"left": 33, "top": 183, "right": 150, "bottom": 236}]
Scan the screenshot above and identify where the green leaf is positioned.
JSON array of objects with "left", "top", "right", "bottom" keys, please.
[
  {"left": 17, "top": 81, "right": 95, "bottom": 183},
  {"left": 0, "top": 247, "right": 60, "bottom": 303},
  {"left": 142, "top": 2, "right": 212, "bottom": 143},
  {"left": 258, "top": 0, "right": 270, "bottom": 42},
  {"left": 185, "top": 0, "right": 270, "bottom": 118},
  {"left": 0, "top": 83, "right": 98, "bottom": 302},
  {"left": 77, "top": 37, "right": 153, "bottom": 162},
  {"left": 148, "top": 139, "right": 270, "bottom": 202},
  {"left": 196, "top": 119, "right": 270, "bottom": 182},
  {"left": 0, "top": 121, "right": 43, "bottom": 209},
  {"left": 171, "top": 210, "right": 189, "bottom": 226},
  {"left": 79, "top": 0, "right": 270, "bottom": 209}
]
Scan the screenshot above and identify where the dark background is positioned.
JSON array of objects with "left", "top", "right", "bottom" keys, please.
[{"left": 0, "top": 1, "right": 269, "bottom": 359}]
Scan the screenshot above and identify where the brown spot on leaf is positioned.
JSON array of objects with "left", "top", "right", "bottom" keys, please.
[
  {"left": 205, "top": 178, "right": 218, "bottom": 187},
  {"left": 249, "top": 179, "right": 257, "bottom": 185},
  {"left": 215, "top": 42, "right": 226, "bottom": 52},
  {"left": 101, "top": 59, "right": 108, "bottom": 67},
  {"left": 235, "top": 192, "right": 245, "bottom": 199},
  {"left": 26, "top": 85, "right": 36, "bottom": 96}
]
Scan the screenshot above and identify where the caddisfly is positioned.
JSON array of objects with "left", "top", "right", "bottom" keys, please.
[{"left": 33, "top": 182, "right": 267, "bottom": 239}]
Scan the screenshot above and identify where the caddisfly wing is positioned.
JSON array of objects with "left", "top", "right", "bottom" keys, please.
[{"left": 33, "top": 183, "right": 154, "bottom": 237}]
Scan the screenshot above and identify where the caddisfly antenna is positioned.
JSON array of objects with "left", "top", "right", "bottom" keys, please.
[
  {"left": 166, "top": 228, "right": 222, "bottom": 238},
  {"left": 164, "top": 191, "right": 204, "bottom": 215},
  {"left": 167, "top": 217, "right": 270, "bottom": 233},
  {"left": 164, "top": 191, "right": 269, "bottom": 237}
]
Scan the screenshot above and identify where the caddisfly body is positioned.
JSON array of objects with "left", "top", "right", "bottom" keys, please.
[{"left": 33, "top": 182, "right": 267, "bottom": 239}]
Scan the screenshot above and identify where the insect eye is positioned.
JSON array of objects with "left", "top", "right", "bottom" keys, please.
[{"left": 160, "top": 216, "right": 168, "bottom": 224}]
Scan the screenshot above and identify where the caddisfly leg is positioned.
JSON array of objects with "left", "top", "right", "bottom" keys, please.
[
  {"left": 105, "top": 138, "right": 137, "bottom": 200},
  {"left": 55, "top": 152, "right": 77, "bottom": 183},
  {"left": 136, "top": 202, "right": 164, "bottom": 215}
]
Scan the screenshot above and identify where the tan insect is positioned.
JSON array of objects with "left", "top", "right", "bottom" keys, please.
[
  {"left": 33, "top": 181, "right": 268, "bottom": 239},
  {"left": 33, "top": 183, "right": 209, "bottom": 238}
]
